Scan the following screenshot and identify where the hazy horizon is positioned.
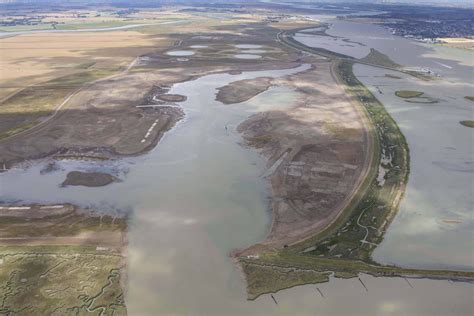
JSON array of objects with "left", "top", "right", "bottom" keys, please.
[{"left": 0, "top": 0, "right": 472, "bottom": 6}]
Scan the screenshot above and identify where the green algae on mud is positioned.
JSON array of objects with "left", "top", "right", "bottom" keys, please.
[
  {"left": 460, "top": 120, "right": 474, "bottom": 128},
  {"left": 385, "top": 74, "right": 402, "bottom": 79},
  {"left": 395, "top": 90, "right": 424, "bottom": 98},
  {"left": 241, "top": 253, "right": 474, "bottom": 300}
]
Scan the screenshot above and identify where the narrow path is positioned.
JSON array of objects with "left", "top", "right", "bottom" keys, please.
[{"left": 356, "top": 207, "right": 378, "bottom": 246}]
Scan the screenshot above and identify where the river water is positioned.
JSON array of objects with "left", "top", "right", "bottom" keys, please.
[{"left": 1, "top": 20, "right": 473, "bottom": 314}]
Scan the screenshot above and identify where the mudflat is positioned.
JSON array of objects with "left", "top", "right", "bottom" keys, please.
[
  {"left": 237, "top": 61, "right": 370, "bottom": 249},
  {"left": 216, "top": 77, "right": 272, "bottom": 104}
]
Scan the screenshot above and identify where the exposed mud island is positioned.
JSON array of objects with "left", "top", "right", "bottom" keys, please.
[{"left": 0, "top": 5, "right": 473, "bottom": 315}]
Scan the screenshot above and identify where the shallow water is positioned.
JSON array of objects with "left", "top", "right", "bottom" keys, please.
[
  {"left": 166, "top": 50, "right": 195, "bottom": 56},
  {"left": 242, "top": 49, "right": 267, "bottom": 54},
  {"left": 235, "top": 44, "right": 263, "bottom": 49},
  {"left": 355, "top": 64, "right": 474, "bottom": 270},
  {"left": 234, "top": 54, "right": 262, "bottom": 59}
]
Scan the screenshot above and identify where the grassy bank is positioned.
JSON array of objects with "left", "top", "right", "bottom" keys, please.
[
  {"left": 287, "top": 59, "right": 409, "bottom": 261},
  {"left": 241, "top": 252, "right": 474, "bottom": 300}
]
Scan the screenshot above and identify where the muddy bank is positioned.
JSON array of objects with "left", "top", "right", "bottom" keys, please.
[
  {"left": 216, "top": 77, "right": 272, "bottom": 104},
  {"left": 155, "top": 94, "right": 187, "bottom": 103},
  {"left": 236, "top": 60, "right": 370, "bottom": 251},
  {"left": 0, "top": 60, "right": 299, "bottom": 169},
  {"left": 61, "top": 171, "right": 119, "bottom": 187},
  {"left": 40, "top": 161, "right": 61, "bottom": 174}
]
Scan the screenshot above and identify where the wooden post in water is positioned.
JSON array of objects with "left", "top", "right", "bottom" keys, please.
[
  {"left": 270, "top": 294, "right": 278, "bottom": 306},
  {"left": 316, "top": 287, "right": 325, "bottom": 298},
  {"left": 358, "top": 277, "right": 369, "bottom": 292}
]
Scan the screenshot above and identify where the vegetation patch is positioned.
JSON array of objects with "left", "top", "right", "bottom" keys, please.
[
  {"left": 460, "top": 120, "right": 474, "bottom": 128},
  {"left": 238, "top": 25, "right": 474, "bottom": 301},
  {"left": 289, "top": 60, "right": 409, "bottom": 262},
  {"left": 241, "top": 259, "right": 331, "bottom": 300},
  {"left": 404, "top": 96, "right": 439, "bottom": 104},
  {"left": 0, "top": 253, "right": 126, "bottom": 315},
  {"left": 241, "top": 253, "right": 474, "bottom": 299},
  {"left": 0, "top": 204, "right": 127, "bottom": 314},
  {"left": 360, "top": 48, "right": 401, "bottom": 69},
  {"left": 0, "top": 69, "right": 117, "bottom": 137},
  {"left": 464, "top": 96, "right": 474, "bottom": 102},
  {"left": 61, "top": 171, "right": 119, "bottom": 187},
  {"left": 155, "top": 94, "right": 187, "bottom": 103},
  {"left": 395, "top": 90, "right": 424, "bottom": 98},
  {"left": 216, "top": 77, "right": 272, "bottom": 104}
]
